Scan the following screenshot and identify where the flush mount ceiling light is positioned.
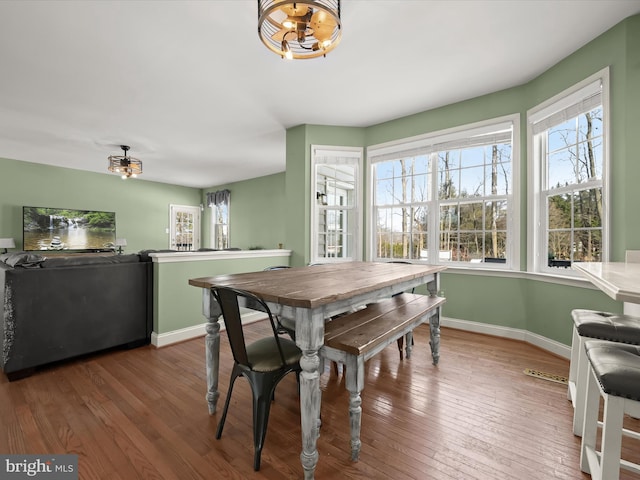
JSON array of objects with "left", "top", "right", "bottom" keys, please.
[
  {"left": 257, "top": 1, "right": 341, "bottom": 60},
  {"left": 108, "top": 145, "right": 142, "bottom": 179}
]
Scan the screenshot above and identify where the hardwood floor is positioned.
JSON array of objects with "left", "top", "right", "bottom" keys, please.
[{"left": 1, "top": 323, "right": 639, "bottom": 479}]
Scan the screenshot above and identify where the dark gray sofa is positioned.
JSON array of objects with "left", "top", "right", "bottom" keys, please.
[{"left": 0, "top": 252, "right": 152, "bottom": 380}]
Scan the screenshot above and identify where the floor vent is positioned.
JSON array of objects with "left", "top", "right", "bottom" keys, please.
[{"left": 523, "top": 368, "right": 568, "bottom": 385}]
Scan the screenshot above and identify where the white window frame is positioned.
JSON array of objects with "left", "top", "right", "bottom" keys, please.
[
  {"left": 367, "top": 114, "right": 520, "bottom": 270},
  {"left": 527, "top": 68, "right": 610, "bottom": 275},
  {"left": 310, "top": 145, "right": 363, "bottom": 264},
  {"left": 210, "top": 202, "right": 229, "bottom": 250}
]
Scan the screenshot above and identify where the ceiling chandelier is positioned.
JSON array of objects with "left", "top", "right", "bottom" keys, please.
[
  {"left": 257, "top": 1, "right": 341, "bottom": 60},
  {"left": 108, "top": 145, "right": 142, "bottom": 179}
]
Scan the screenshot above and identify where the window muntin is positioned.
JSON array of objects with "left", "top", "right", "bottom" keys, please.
[
  {"left": 369, "top": 116, "right": 517, "bottom": 268},
  {"left": 529, "top": 71, "right": 607, "bottom": 273}
]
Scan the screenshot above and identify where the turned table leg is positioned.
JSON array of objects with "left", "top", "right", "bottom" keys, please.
[
  {"left": 429, "top": 312, "right": 441, "bottom": 366},
  {"left": 296, "top": 308, "right": 324, "bottom": 480},
  {"left": 426, "top": 273, "right": 442, "bottom": 366},
  {"left": 202, "top": 288, "right": 222, "bottom": 414}
]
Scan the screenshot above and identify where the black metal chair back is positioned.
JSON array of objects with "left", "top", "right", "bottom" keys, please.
[
  {"left": 212, "top": 286, "right": 301, "bottom": 471},
  {"left": 262, "top": 266, "right": 296, "bottom": 339}
]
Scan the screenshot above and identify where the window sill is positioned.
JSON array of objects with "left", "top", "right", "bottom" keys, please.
[{"left": 443, "top": 265, "right": 595, "bottom": 290}]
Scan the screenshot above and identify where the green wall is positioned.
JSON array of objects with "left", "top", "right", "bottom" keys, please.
[
  {"left": 622, "top": 15, "right": 640, "bottom": 252},
  {"left": 202, "top": 172, "right": 287, "bottom": 250},
  {"left": 523, "top": 15, "right": 634, "bottom": 260},
  {"left": 439, "top": 273, "right": 621, "bottom": 346},
  {"left": 285, "top": 125, "right": 366, "bottom": 266},
  {"left": 154, "top": 253, "right": 291, "bottom": 334},
  {"left": 0, "top": 156, "right": 291, "bottom": 336},
  {"left": 283, "top": 14, "right": 639, "bottom": 347},
  {"left": 1, "top": 15, "right": 638, "bottom": 348},
  {"left": 0, "top": 157, "right": 201, "bottom": 252}
]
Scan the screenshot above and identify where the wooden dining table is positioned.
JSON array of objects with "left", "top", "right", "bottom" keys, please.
[{"left": 189, "top": 261, "right": 446, "bottom": 479}]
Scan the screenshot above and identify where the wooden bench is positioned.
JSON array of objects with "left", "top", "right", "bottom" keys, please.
[{"left": 320, "top": 292, "right": 446, "bottom": 461}]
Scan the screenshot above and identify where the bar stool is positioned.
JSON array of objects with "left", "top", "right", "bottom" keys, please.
[
  {"left": 568, "top": 309, "right": 640, "bottom": 436},
  {"left": 580, "top": 340, "right": 640, "bottom": 480}
]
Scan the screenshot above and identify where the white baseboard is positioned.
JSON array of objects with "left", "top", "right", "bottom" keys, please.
[
  {"left": 151, "top": 311, "right": 268, "bottom": 348},
  {"left": 152, "top": 313, "right": 571, "bottom": 359},
  {"left": 441, "top": 316, "right": 571, "bottom": 359}
]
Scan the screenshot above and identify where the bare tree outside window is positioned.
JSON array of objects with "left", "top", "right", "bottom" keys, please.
[
  {"left": 437, "top": 143, "right": 511, "bottom": 263},
  {"left": 372, "top": 121, "right": 514, "bottom": 266},
  {"left": 374, "top": 156, "right": 428, "bottom": 260},
  {"left": 546, "top": 107, "right": 603, "bottom": 267}
]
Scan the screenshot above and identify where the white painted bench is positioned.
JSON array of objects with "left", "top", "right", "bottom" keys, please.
[{"left": 320, "top": 292, "right": 446, "bottom": 461}]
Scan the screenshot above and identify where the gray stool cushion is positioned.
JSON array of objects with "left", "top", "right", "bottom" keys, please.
[
  {"left": 572, "top": 309, "right": 640, "bottom": 344},
  {"left": 585, "top": 340, "right": 640, "bottom": 401}
]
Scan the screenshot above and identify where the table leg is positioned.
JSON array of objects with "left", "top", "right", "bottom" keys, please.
[
  {"left": 296, "top": 309, "right": 324, "bottom": 479},
  {"left": 202, "top": 288, "right": 222, "bottom": 414},
  {"left": 299, "top": 350, "right": 321, "bottom": 479},
  {"left": 427, "top": 273, "right": 441, "bottom": 366},
  {"left": 429, "top": 310, "right": 441, "bottom": 366}
]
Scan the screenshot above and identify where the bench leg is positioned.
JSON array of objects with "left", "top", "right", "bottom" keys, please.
[
  {"left": 429, "top": 311, "right": 441, "bottom": 366},
  {"left": 405, "top": 331, "right": 414, "bottom": 359},
  {"left": 344, "top": 355, "right": 365, "bottom": 461}
]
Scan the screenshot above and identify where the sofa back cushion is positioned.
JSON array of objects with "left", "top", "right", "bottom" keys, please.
[{"left": 40, "top": 254, "right": 140, "bottom": 268}]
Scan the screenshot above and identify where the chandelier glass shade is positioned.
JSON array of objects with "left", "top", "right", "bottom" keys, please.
[
  {"left": 257, "top": 1, "right": 341, "bottom": 60},
  {"left": 108, "top": 145, "right": 142, "bottom": 179}
]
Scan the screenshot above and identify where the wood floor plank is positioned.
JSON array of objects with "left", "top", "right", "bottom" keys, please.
[{"left": 3, "top": 322, "right": 640, "bottom": 479}]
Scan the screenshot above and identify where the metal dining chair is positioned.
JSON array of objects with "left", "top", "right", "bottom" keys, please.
[{"left": 213, "top": 286, "right": 302, "bottom": 471}]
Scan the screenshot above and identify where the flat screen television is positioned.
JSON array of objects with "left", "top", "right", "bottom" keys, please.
[{"left": 23, "top": 206, "right": 116, "bottom": 253}]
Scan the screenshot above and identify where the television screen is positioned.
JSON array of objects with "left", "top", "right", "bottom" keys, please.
[{"left": 23, "top": 206, "right": 116, "bottom": 252}]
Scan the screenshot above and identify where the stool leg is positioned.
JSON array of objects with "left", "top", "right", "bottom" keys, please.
[
  {"left": 568, "top": 326, "right": 580, "bottom": 403},
  {"left": 572, "top": 336, "right": 588, "bottom": 436},
  {"left": 600, "top": 395, "right": 625, "bottom": 480},
  {"left": 580, "top": 365, "right": 599, "bottom": 475},
  {"left": 580, "top": 364, "right": 626, "bottom": 480}
]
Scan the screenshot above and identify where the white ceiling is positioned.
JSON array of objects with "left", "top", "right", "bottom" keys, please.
[{"left": 1, "top": 1, "right": 639, "bottom": 189}]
